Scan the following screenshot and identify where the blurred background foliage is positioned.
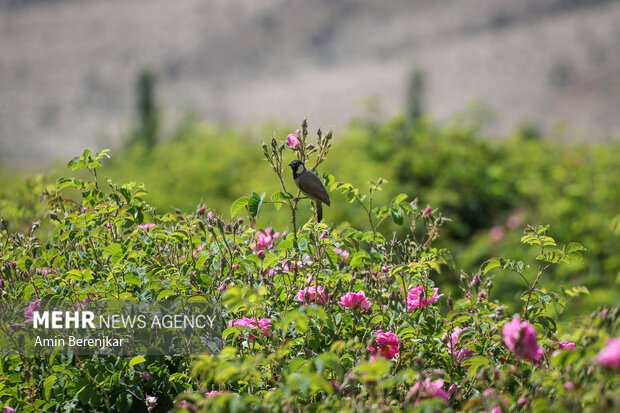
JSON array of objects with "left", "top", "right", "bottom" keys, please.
[{"left": 1, "top": 106, "right": 619, "bottom": 317}]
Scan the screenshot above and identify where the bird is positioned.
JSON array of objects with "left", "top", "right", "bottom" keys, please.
[{"left": 288, "top": 160, "right": 331, "bottom": 222}]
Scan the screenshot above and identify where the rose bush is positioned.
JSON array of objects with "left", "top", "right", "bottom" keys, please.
[{"left": 0, "top": 122, "right": 618, "bottom": 412}]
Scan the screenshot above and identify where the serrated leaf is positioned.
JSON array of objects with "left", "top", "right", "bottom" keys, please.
[
  {"left": 56, "top": 177, "right": 77, "bottom": 190},
  {"left": 566, "top": 242, "right": 586, "bottom": 254},
  {"left": 536, "top": 250, "right": 563, "bottom": 263},
  {"left": 521, "top": 234, "right": 540, "bottom": 245},
  {"left": 482, "top": 258, "right": 501, "bottom": 275}
]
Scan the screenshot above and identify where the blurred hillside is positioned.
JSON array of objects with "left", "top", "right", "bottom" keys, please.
[{"left": 1, "top": 0, "right": 620, "bottom": 165}]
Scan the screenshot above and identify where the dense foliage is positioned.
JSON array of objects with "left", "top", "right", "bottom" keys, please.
[
  {"left": 0, "top": 124, "right": 618, "bottom": 412},
  {"left": 2, "top": 113, "right": 619, "bottom": 314}
]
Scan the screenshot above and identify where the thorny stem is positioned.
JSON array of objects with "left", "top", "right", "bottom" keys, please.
[{"left": 522, "top": 263, "right": 551, "bottom": 319}]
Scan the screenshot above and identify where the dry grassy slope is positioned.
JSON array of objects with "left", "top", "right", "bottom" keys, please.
[{"left": 1, "top": 0, "right": 619, "bottom": 166}]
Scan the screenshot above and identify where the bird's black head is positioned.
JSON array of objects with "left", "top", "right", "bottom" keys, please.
[{"left": 288, "top": 160, "right": 305, "bottom": 178}]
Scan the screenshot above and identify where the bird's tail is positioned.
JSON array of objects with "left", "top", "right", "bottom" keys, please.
[{"left": 316, "top": 202, "right": 323, "bottom": 222}]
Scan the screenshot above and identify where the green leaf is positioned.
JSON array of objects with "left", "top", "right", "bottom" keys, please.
[
  {"left": 611, "top": 214, "right": 620, "bottom": 235},
  {"left": 103, "top": 243, "right": 123, "bottom": 264},
  {"left": 462, "top": 356, "right": 492, "bottom": 380},
  {"left": 124, "top": 274, "right": 141, "bottom": 286},
  {"left": 263, "top": 252, "right": 280, "bottom": 269},
  {"left": 353, "top": 359, "right": 391, "bottom": 382},
  {"left": 563, "top": 285, "right": 590, "bottom": 297},
  {"left": 391, "top": 193, "right": 408, "bottom": 208},
  {"left": 156, "top": 289, "right": 176, "bottom": 300},
  {"left": 521, "top": 233, "right": 540, "bottom": 245},
  {"left": 298, "top": 237, "right": 308, "bottom": 252},
  {"left": 43, "top": 375, "right": 57, "bottom": 400},
  {"left": 566, "top": 242, "right": 586, "bottom": 254},
  {"left": 391, "top": 207, "right": 403, "bottom": 225},
  {"left": 56, "top": 177, "right": 77, "bottom": 190},
  {"left": 196, "top": 253, "right": 209, "bottom": 270},
  {"left": 566, "top": 242, "right": 586, "bottom": 262},
  {"left": 230, "top": 196, "right": 249, "bottom": 218},
  {"left": 66, "top": 269, "right": 95, "bottom": 282},
  {"left": 349, "top": 250, "right": 370, "bottom": 268},
  {"left": 222, "top": 326, "right": 242, "bottom": 339},
  {"left": 536, "top": 250, "right": 564, "bottom": 263},
  {"left": 482, "top": 258, "right": 501, "bottom": 275},
  {"left": 276, "top": 235, "right": 294, "bottom": 251},
  {"left": 169, "top": 372, "right": 189, "bottom": 382},
  {"left": 129, "top": 356, "right": 146, "bottom": 366},
  {"left": 248, "top": 192, "right": 265, "bottom": 218},
  {"left": 271, "top": 191, "right": 293, "bottom": 211}
]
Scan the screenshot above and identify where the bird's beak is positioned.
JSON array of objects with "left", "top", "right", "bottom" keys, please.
[{"left": 288, "top": 161, "right": 295, "bottom": 166}]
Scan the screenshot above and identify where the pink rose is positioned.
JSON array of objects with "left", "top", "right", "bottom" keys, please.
[
  {"left": 407, "top": 285, "right": 443, "bottom": 310},
  {"left": 444, "top": 327, "right": 475, "bottom": 361},
  {"left": 227, "top": 317, "right": 271, "bottom": 340},
  {"left": 551, "top": 338, "right": 576, "bottom": 351},
  {"left": 489, "top": 225, "right": 505, "bottom": 243},
  {"left": 145, "top": 395, "right": 157, "bottom": 412},
  {"left": 409, "top": 378, "right": 448, "bottom": 405},
  {"left": 287, "top": 134, "right": 300, "bottom": 149},
  {"left": 596, "top": 337, "right": 620, "bottom": 369},
  {"left": 295, "top": 285, "right": 328, "bottom": 305},
  {"left": 334, "top": 248, "right": 350, "bottom": 263},
  {"left": 24, "top": 299, "right": 42, "bottom": 323},
  {"left": 502, "top": 317, "right": 543, "bottom": 361},
  {"left": 205, "top": 390, "right": 224, "bottom": 397},
  {"left": 338, "top": 291, "right": 371, "bottom": 310},
  {"left": 71, "top": 298, "right": 91, "bottom": 312},
  {"left": 368, "top": 330, "right": 400, "bottom": 360},
  {"left": 251, "top": 228, "right": 280, "bottom": 251},
  {"left": 192, "top": 243, "right": 207, "bottom": 258},
  {"left": 506, "top": 210, "right": 521, "bottom": 230}
]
